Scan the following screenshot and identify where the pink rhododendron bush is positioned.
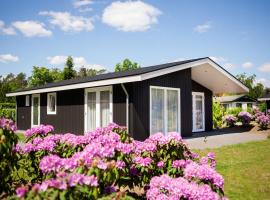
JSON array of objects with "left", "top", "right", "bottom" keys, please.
[{"left": 1, "top": 118, "right": 227, "bottom": 199}]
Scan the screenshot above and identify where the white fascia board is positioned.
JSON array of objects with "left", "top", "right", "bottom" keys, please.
[
  {"left": 258, "top": 98, "right": 270, "bottom": 101},
  {"left": 6, "top": 75, "right": 142, "bottom": 96},
  {"left": 141, "top": 59, "right": 209, "bottom": 81}
]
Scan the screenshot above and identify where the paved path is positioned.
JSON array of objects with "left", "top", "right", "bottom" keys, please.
[{"left": 185, "top": 132, "right": 267, "bottom": 149}]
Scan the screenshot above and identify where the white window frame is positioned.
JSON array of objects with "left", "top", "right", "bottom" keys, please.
[
  {"left": 84, "top": 86, "right": 113, "bottom": 133},
  {"left": 47, "top": 92, "right": 57, "bottom": 115},
  {"left": 150, "top": 86, "right": 181, "bottom": 135},
  {"left": 25, "top": 95, "right": 30, "bottom": 106},
  {"left": 31, "top": 94, "right": 40, "bottom": 127},
  {"left": 192, "top": 92, "right": 205, "bottom": 132}
]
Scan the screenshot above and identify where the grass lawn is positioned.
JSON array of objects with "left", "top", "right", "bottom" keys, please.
[{"left": 195, "top": 138, "right": 270, "bottom": 200}]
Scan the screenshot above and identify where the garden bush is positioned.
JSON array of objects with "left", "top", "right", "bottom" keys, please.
[
  {"left": 223, "top": 114, "right": 237, "bottom": 127},
  {"left": 0, "top": 103, "right": 16, "bottom": 121},
  {"left": 1, "top": 119, "right": 227, "bottom": 199},
  {"left": 238, "top": 111, "right": 253, "bottom": 126},
  {"left": 213, "top": 101, "right": 224, "bottom": 129},
  {"left": 225, "top": 107, "right": 242, "bottom": 117},
  {"left": 0, "top": 118, "right": 18, "bottom": 194},
  {"left": 256, "top": 114, "right": 270, "bottom": 130}
]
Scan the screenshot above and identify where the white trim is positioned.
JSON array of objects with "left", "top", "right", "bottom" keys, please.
[
  {"left": 31, "top": 94, "right": 40, "bottom": 127},
  {"left": 84, "top": 86, "right": 113, "bottom": 133},
  {"left": 192, "top": 92, "right": 205, "bottom": 132},
  {"left": 258, "top": 98, "right": 270, "bottom": 101},
  {"left": 47, "top": 92, "right": 57, "bottom": 115},
  {"left": 149, "top": 86, "right": 181, "bottom": 135},
  {"left": 121, "top": 84, "right": 129, "bottom": 132},
  {"left": 6, "top": 58, "right": 248, "bottom": 97}
]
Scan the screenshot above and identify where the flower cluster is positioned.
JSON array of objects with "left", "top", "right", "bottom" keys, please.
[
  {"left": 0, "top": 117, "right": 16, "bottom": 132},
  {"left": 147, "top": 174, "right": 225, "bottom": 200},
  {"left": 16, "top": 173, "right": 98, "bottom": 198},
  {"left": 238, "top": 111, "right": 253, "bottom": 126},
  {"left": 15, "top": 123, "right": 226, "bottom": 199},
  {"left": 256, "top": 113, "right": 270, "bottom": 130},
  {"left": 223, "top": 114, "right": 237, "bottom": 127},
  {"left": 25, "top": 124, "right": 54, "bottom": 138}
]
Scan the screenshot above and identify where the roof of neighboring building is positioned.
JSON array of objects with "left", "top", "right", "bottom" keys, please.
[
  {"left": 258, "top": 93, "right": 270, "bottom": 101},
  {"left": 215, "top": 95, "right": 256, "bottom": 103},
  {"left": 6, "top": 57, "right": 249, "bottom": 96}
]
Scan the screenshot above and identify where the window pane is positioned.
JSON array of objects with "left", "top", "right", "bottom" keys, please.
[
  {"left": 100, "top": 91, "right": 110, "bottom": 127},
  {"left": 87, "top": 92, "right": 96, "bottom": 131},
  {"left": 49, "top": 94, "right": 56, "bottom": 112},
  {"left": 33, "top": 97, "right": 39, "bottom": 125},
  {"left": 195, "top": 95, "right": 203, "bottom": 130},
  {"left": 167, "top": 90, "right": 178, "bottom": 132},
  {"left": 151, "top": 88, "right": 164, "bottom": 134}
]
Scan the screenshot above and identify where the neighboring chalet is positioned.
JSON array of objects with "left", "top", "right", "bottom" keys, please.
[
  {"left": 215, "top": 95, "right": 256, "bottom": 110},
  {"left": 258, "top": 93, "right": 270, "bottom": 110},
  {"left": 7, "top": 57, "right": 248, "bottom": 140}
]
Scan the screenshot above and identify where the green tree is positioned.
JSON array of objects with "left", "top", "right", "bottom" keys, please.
[
  {"left": 77, "top": 67, "right": 106, "bottom": 77},
  {"left": 236, "top": 73, "right": 265, "bottom": 99},
  {"left": 63, "top": 56, "right": 76, "bottom": 80},
  {"left": 28, "top": 66, "right": 54, "bottom": 87},
  {"left": 212, "top": 101, "right": 224, "bottom": 129},
  {"left": 115, "top": 59, "right": 140, "bottom": 72},
  {"left": 0, "top": 73, "right": 27, "bottom": 102}
]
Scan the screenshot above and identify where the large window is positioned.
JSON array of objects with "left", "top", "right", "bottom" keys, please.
[
  {"left": 25, "top": 95, "right": 30, "bottom": 106},
  {"left": 47, "top": 93, "right": 57, "bottom": 115},
  {"left": 85, "top": 86, "right": 112, "bottom": 132},
  {"left": 150, "top": 86, "right": 180, "bottom": 135}
]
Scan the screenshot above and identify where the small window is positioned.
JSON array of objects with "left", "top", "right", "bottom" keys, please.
[
  {"left": 47, "top": 93, "right": 57, "bottom": 115},
  {"left": 25, "top": 95, "right": 30, "bottom": 106}
]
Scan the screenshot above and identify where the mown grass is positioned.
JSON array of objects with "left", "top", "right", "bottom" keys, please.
[{"left": 195, "top": 139, "right": 270, "bottom": 200}]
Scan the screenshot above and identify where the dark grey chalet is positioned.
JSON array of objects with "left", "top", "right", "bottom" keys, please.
[{"left": 7, "top": 57, "right": 248, "bottom": 140}]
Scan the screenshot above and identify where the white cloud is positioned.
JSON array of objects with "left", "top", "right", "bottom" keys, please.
[
  {"left": 242, "top": 61, "right": 253, "bottom": 68},
  {"left": 172, "top": 58, "right": 186, "bottom": 62},
  {"left": 47, "top": 55, "right": 105, "bottom": 70},
  {"left": 209, "top": 56, "right": 226, "bottom": 63},
  {"left": 78, "top": 7, "right": 93, "bottom": 13},
  {"left": 223, "top": 63, "right": 234, "bottom": 69},
  {"left": 258, "top": 63, "right": 270, "bottom": 72},
  {"left": 40, "top": 11, "right": 94, "bottom": 32},
  {"left": 12, "top": 21, "right": 52, "bottom": 37},
  {"left": 256, "top": 78, "right": 270, "bottom": 87},
  {"left": 73, "top": 0, "right": 93, "bottom": 8},
  {"left": 0, "top": 54, "right": 19, "bottom": 63},
  {"left": 194, "top": 22, "right": 212, "bottom": 33},
  {"left": 0, "top": 20, "right": 16, "bottom": 35},
  {"left": 102, "top": 0, "right": 161, "bottom": 32}
]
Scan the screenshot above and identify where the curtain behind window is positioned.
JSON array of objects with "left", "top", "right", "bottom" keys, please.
[
  {"left": 87, "top": 92, "right": 96, "bottom": 131},
  {"left": 100, "top": 91, "right": 110, "bottom": 127},
  {"left": 151, "top": 88, "right": 164, "bottom": 133}
]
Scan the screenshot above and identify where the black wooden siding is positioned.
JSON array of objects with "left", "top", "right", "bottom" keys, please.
[
  {"left": 16, "top": 95, "right": 31, "bottom": 130},
  {"left": 126, "top": 69, "right": 193, "bottom": 140},
  {"left": 192, "top": 81, "right": 213, "bottom": 132},
  {"left": 113, "top": 84, "right": 127, "bottom": 126},
  {"left": 40, "top": 89, "right": 84, "bottom": 134}
]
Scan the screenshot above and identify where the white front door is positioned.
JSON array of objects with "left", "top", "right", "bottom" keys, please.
[
  {"left": 31, "top": 94, "right": 40, "bottom": 127},
  {"left": 192, "top": 92, "right": 205, "bottom": 132},
  {"left": 84, "top": 86, "right": 113, "bottom": 133}
]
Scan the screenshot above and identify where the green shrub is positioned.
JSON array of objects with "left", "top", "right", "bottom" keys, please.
[
  {"left": 258, "top": 102, "right": 267, "bottom": 112},
  {"left": 0, "top": 118, "right": 18, "bottom": 194},
  {"left": 226, "top": 107, "right": 242, "bottom": 117},
  {"left": 0, "top": 103, "right": 16, "bottom": 121},
  {"left": 213, "top": 101, "right": 224, "bottom": 128}
]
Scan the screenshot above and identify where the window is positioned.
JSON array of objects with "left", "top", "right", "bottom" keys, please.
[
  {"left": 47, "top": 93, "right": 57, "bottom": 114},
  {"left": 150, "top": 86, "right": 180, "bottom": 135},
  {"left": 236, "top": 103, "right": 242, "bottom": 108},
  {"left": 25, "top": 95, "right": 30, "bottom": 106},
  {"left": 85, "top": 86, "right": 112, "bottom": 132}
]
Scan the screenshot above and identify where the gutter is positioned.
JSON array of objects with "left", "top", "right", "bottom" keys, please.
[{"left": 121, "top": 83, "right": 129, "bottom": 133}]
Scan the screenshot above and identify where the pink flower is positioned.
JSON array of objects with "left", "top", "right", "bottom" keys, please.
[
  {"left": 172, "top": 160, "right": 186, "bottom": 168},
  {"left": 157, "top": 161, "right": 164, "bottom": 168},
  {"left": 16, "top": 186, "right": 28, "bottom": 198},
  {"left": 133, "top": 156, "right": 152, "bottom": 167}
]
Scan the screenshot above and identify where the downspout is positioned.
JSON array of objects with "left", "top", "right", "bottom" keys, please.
[{"left": 121, "top": 83, "right": 129, "bottom": 133}]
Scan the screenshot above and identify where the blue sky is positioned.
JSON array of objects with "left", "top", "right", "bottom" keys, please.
[{"left": 0, "top": 0, "right": 270, "bottom": 86}]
